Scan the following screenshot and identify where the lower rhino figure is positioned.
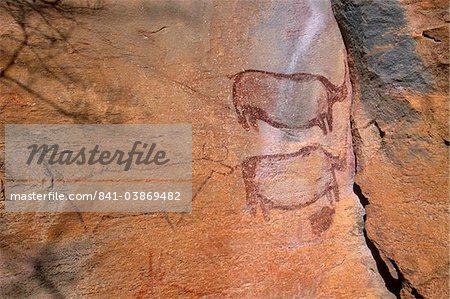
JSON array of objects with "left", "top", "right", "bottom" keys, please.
[{"left": 241, "top": 144, "right": 345, "bottom": 221}]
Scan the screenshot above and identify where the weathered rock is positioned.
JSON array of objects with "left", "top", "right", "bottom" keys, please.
[
  {"left": 332, "top": 0, "right": 449, "bottom": 297},
  {"left": 0, "top": 0, "right": 402, "bottom": 297}
]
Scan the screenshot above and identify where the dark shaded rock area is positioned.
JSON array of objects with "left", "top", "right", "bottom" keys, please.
[{"left": 332, "top": 0, "right": 449, "bottom": 298}]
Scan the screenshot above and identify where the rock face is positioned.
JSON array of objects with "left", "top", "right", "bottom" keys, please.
[
  {"left": 332, "top": 0, "right": 449, "bottom": 298},
  {"left": 0, "top": 0, "right": 444, "bottom": 298}
]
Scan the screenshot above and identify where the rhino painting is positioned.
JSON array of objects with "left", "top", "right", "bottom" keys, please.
[
  {"left": 241, "top": 144, "right": 345, "bottom": 221},
  {"left": 230, "top": 61, "right": 349, "bottom": 135}
]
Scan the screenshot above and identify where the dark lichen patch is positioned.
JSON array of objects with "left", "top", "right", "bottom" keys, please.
[
  {"left": 367, "top": 36, "right": 428, "bottom": 87},
  {"left": 332, "top": 0, "right": 430, "bottom": 90},
  {"left": 331, "top": 0, "right": 431, "bottom": 126}
]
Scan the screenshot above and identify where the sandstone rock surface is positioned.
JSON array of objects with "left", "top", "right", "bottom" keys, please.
[
  {"left": 2, "top": 0, "right": 443, "bottom": 298},
  {"left": 332, "top": 0, "right": 449, "bottom": 298}
]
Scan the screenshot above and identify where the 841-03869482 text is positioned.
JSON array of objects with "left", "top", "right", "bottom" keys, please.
[{"left": 8, "top": 191, "right": 183, "bottom": 201}]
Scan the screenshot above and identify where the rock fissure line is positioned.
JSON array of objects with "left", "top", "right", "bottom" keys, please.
[
  {"left": 333, "top": 1, "right": 439, "bottom": 295},
  {"left": 353, "top": 181, "right": 425, "bottom": 299},
  {"left": 353, "top": 182, "right": 401, "bottom": 297},
  {"left": 347, "top": 60, "right": 425, "bottom": 297}
]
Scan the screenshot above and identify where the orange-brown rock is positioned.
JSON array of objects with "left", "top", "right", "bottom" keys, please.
[
  {"left": 332, "top": 0, "right": 449, "bottom": 297},
  {"left": 0, "top": 0, "right": 421, "bottom": 298}
]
